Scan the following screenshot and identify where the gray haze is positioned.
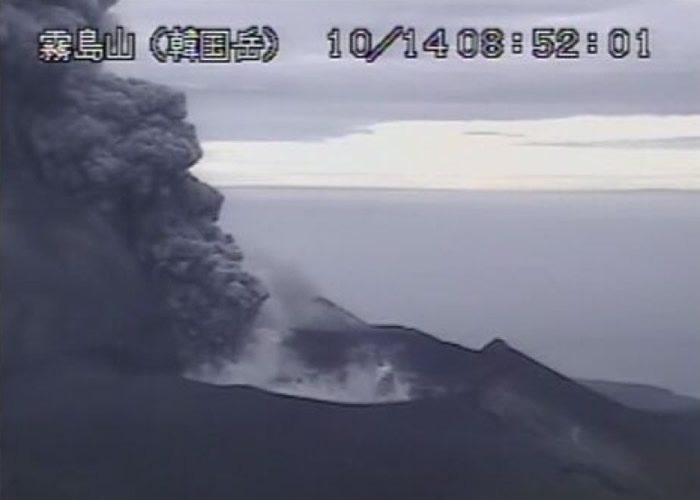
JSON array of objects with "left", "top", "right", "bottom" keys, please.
[{"left": 221, "top": 188, "right": 700, "bottom": 397}]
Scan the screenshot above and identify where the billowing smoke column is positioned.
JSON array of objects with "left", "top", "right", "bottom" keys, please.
[{"left": 0, "top": 0, "right": 268, "bottom": 366}]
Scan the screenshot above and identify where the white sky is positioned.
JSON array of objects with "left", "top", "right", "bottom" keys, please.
[{"left": 194, "top": 115, "right": 700, "bottom": 190}]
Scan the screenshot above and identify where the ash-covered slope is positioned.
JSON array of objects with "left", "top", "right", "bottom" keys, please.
[
  {"left": 4, "top": 354, "right": 700, "bottom": 500},
  {"left": 223, "top": 298, "right": 700, "bottom": 499}
]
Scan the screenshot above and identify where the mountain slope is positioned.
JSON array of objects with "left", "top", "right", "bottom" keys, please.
[
  {"left": 3, "top": 197, "right": 698, "bottom": 500},
  {"left": 580, "top": 379, "right": 700, "bottom": 413},
  {"left": 4, "top": 366, "right": 699, "bottom": 500}
]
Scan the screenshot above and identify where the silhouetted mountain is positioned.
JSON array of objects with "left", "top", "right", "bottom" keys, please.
[
  {"left": 4, "top": 257, "right": 700, "bottom": 499},
  {"left": 3, "top": 181, "right": 700, "bottom": 500},
  {"left": 6, "top": 352, "right": 700, "bottom": 500},
  {"left": 580, "top": 380, "right": 700, "bottom": 413}
]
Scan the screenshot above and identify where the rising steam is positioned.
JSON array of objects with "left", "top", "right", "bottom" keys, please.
[{"left": 187, "top": 256, "right": 415, "bottom": 403}]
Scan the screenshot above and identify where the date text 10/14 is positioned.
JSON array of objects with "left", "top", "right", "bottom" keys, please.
[{"left": 327, "top": 27, "right": 651, "bottom": 62}]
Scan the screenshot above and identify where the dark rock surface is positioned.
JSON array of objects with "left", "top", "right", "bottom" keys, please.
[{"left": 4, "top": 355, "right": 700, "bottom": 500}]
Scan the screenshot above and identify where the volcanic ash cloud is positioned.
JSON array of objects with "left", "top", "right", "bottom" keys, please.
[{"left": 0, "top": 0, "right": 268, "bottom": 367}]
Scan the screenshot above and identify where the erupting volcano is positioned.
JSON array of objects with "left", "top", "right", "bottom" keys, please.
[{"left": 1, "top": 1, "right": 699, "bottom": 500}]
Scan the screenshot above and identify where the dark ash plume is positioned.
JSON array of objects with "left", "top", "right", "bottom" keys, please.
[{"left": 0, "top": 0, "right": 268, "bottom": 367}]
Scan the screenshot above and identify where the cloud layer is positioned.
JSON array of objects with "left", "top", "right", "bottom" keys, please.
[
  {"left": 113, "top": 0, "right": 700, "bottom": 140},
  {"left": 192, "top": 116, "right": 700, "bottom": 190}
]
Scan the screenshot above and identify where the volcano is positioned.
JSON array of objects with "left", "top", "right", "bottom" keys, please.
[
  {"left": 2, "top": 1, "right": 699, "bottom": 498},
  {"left": 3, "top": 209, "right": 700, "bottom": 499}
]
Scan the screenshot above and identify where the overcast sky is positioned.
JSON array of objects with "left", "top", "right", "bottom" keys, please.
[
  {"left": 107, "top": 1, "right": 700, "bottom": 393},
  {"left": 112, "top": 0, "right": 700, "bottom": 188}
]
